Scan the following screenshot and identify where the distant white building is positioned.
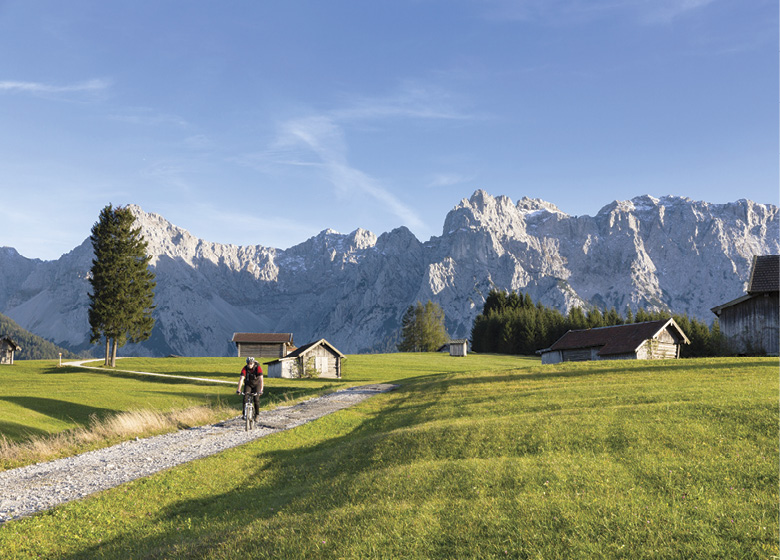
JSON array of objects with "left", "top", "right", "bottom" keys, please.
[{"left": 0, "top": 336, "right": 21, "bottom": 365}]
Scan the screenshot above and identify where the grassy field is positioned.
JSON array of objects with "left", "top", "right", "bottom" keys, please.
[
  {"left": 0, "top": 361, "right": 234, "bottom": 442},
  {"left": 0, "top": 354, "right": 524, "bottom": 468},
  {"left": 0, "top": 355, "right": 776, "bottom": 559}
]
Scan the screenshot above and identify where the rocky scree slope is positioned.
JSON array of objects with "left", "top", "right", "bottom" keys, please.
[{"left": 0, "top": 190, "right": 776, "bottom": 356}]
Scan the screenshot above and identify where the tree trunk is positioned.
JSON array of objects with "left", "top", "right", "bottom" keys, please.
[
  {"left": 104, "top": 337, "right": 110, "bottom": 366},
  {"left": 110, "top": 338, "right": 118, "bottom": 367}
]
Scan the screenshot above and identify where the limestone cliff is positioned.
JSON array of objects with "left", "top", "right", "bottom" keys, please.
[{"left": 1, "top": 191, "right": 776, "bottom": 356}]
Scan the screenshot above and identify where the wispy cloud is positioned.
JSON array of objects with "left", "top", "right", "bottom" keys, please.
[
  {"left": 108, "top": 108, "right": 188, "bottom": 127},
  {"left": 274, "top": 115, "right": 426, "bottom": 230},
  {"left": 0, "top": 78, "right": 111, "bottom": 95},
  {"left": 242, "top": 85, "right": 471, "bottom": 231},
  {"left": 640, "top": 0, "right": 717, "bottom": 24},
  {"left": 479, "top": 0, "right": 717, "bottom": 25},
  {"left": 140, "top": 160, "right": 198, "bottom": 195},
  {"left": 335, "top": 83, "right": 473, "bottom": 122},
  {"left": 426, "top": 173, "right": 477, "bottom": 189}
]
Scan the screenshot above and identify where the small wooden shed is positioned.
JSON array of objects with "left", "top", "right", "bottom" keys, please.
[
  {"left": 232, "top": 333, "right": 294, "bottom": 359},
  {"left": 0, "top": 336, "right": 21, "bottom": 365},
  {"left": 537, "top": 319, "right": 689, "bottom": 364},
  {"left": 438, "top": 339, "right": 468, "bottom": 357},
  {"left": 267, "top": 339, "right": 345, "bottom": 379},
  {"left": 711, "top": 255, "right": 779, "bottom": 355}
]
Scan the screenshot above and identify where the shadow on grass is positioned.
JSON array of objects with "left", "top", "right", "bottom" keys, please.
[
  {"left": 39, "top": 366, "right": 89, "bottom": 375},
  {"left": 0, "top": 419, "right": 50, "bottom": 442},
  {"left": 90, "top": 369, "right": 234, "bottom": 386},
  {"left": 61, "top": 387, "right": 434, "bottom": 559},
  {"left": 124, "top": 370, "right": 236, "bottom": 380},
  {"left": 0, "top": 397, "right": 115, "bottom": 426}
]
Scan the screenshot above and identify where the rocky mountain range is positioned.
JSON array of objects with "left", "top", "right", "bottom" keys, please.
[{"left": 1, "top": 190, "right": 777, "bottom": 357}]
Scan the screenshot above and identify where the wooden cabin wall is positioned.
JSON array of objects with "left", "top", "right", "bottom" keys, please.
[
  {"left": 720, "top": 294, "right": 779, "bottom": 355},
  {"left": 238, "top": 343, "right": 286, "bottom": 358}
]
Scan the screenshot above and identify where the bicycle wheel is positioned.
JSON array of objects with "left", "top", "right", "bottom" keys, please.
[{"left": 245, "top": 401, "right": 253, "bottom": 432}]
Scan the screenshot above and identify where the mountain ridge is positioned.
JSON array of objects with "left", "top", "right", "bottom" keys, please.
[
  {"left": 1, "top": 190, "right": 777, "bottom": 356},
  {"left": 0, "top": 311, "right": 79, "bottom": 360}
]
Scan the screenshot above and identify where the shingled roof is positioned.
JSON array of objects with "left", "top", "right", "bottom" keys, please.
[
  {"left": 0, "top": 336, "right": 20, "bottom": 351},
  {"left": 269, "top": 339, "right": 345, "bottom": 363},
  {"left": 231, "top": 333, "right": 293, "bottom": 344},
  {"left": 548, "top": 319, "right": 689, "bottom": 357},
  {"left": 747, "top": 255, "right": 779, "bottom": 294}
]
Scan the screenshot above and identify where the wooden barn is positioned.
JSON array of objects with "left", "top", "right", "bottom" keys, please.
[
  {"left": 0, "top": 336, "right": 21, "bottom": 365},
  {"left": 231, "top": 333, "right": 295, "bottom": 359},
  {"left": 267, "top": 339, "right": 345, "bottom": 379},
  {"left": 537, "top": 319, "right": 690, "bottom": 364},
  {"left": 711, "top": 255, "right": 779, "bottom": 356},
  {"left": 438, "top": 339, "right": 469, "bottom": 357}
]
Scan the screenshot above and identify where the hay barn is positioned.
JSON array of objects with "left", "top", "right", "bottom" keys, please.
[{"left": 538, "top": 319, "right": 690, "bottom": 364}]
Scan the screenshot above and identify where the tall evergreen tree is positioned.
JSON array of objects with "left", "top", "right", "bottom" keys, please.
[
  {"left": 88, "top": 204, "right": 156, "bottom": 366},
  {"left": 483, "top": 290, "right": 508, "bottom": 315},
  {"left": 398, "top": 301, "right": 449, "bottom": 352}
]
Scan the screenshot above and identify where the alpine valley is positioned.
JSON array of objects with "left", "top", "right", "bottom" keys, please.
[{"left": 1, "top": 190, "right": 777, "bottom": 357}]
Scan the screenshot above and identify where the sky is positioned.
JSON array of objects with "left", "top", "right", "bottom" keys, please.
[{"left": 0, "top": 0, "right": 777, "bottom": 261}]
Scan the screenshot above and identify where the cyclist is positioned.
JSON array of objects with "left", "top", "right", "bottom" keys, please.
[{"left": 236, "top": 357, "right": 263, "bottom": 420}]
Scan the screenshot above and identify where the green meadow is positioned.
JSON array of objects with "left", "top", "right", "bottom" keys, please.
[
  {"left": 0, "top": 360, "right": 233, "bottom": 444},
  {"left": 0, "top": 355, "right": 776, "bottom": 559}
]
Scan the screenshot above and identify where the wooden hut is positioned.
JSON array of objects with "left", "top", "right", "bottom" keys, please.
[
  {"left": 711, "top": 255, "right": 779, "bottom": 355},
  {"left": 0, "top": 336, "right": 21, "bottom": 365},
  {"left": 231, "top": 333, "right": 295, "bottom": 359},
  {"left": 440, "top": 339, "right": 468, "bottom": 357},
  {"left": 537, "top": 319, "right": 689, "bottom": 364},
  {"left": 267, "top": 339, "right": 345, "bottom": 379}
]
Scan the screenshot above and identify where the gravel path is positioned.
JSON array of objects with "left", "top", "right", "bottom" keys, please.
[{"left": 0, "top": 383, "right": 398, "bottom": 524}]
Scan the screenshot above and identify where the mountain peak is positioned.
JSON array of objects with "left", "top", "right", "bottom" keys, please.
[
  {"left": 1, "top": 190, "right": 777, "bottom": 357},
  {"left": 516, "top": 196, "right": 565, "bottom": 216}
]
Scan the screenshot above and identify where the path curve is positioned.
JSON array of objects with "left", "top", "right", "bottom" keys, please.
[
  {"left": 0, "top": 383, "right": 398, "bottom": 524},
  {"left": 63, "top": 358, "right": 235, "bottom": 385}
]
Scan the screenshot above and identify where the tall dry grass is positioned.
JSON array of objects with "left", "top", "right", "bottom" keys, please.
[{"left": 0, "top": 405, "right": 233, "bottom": 470}]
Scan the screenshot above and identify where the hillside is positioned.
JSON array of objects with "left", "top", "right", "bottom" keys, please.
[
  {"left": 0, "top": 191, "right": 777, "bottom": 357},
  {"left": 0, "top": 312, "right": 81, "bottom": 360}
]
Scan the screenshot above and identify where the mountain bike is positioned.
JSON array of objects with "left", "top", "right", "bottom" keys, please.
[{"left": 241, "top": 392, "right": 260, "bottom": 431}]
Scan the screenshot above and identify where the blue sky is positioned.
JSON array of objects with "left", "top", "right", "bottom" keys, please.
[{"left": 1, "top": 0, "right": 776, "bottom": 260}]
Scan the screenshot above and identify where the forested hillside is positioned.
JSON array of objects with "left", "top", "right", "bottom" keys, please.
[{"left": 0, "top": 313, "right": 81, "bottom": 360}]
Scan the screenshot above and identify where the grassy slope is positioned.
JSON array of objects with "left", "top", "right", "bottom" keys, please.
[{"left": 0, "top": 355, "right": 776, "bottom": 559}]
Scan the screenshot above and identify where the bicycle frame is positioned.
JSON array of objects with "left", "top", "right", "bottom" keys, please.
[{"left": 242, "top": 392, "right": 259, "bottom": 431}]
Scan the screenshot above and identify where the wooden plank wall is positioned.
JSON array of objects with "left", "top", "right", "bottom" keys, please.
[
  {"left": 720, "top": 294, "right": 779, "bottom": 355},
  {"left": 238, "top": 343, "right": 285, "bottom": 358}
]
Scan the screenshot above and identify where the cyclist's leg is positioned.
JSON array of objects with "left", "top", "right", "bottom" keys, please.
[{"left": 252, "top": 393, "right": 261, "bottom": 419}]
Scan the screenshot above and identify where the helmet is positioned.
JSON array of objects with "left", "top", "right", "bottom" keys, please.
[{"left": 246, "top": 357, "right": 256, "bottom": 364}]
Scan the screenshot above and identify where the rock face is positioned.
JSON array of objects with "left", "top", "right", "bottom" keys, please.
[{"left": 1, "top": 191, "right": 777, "bottom": 356}]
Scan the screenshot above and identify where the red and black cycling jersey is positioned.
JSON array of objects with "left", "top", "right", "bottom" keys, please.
[{"left": 241, "top": 365, "right": 263, "bottom": 387}]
